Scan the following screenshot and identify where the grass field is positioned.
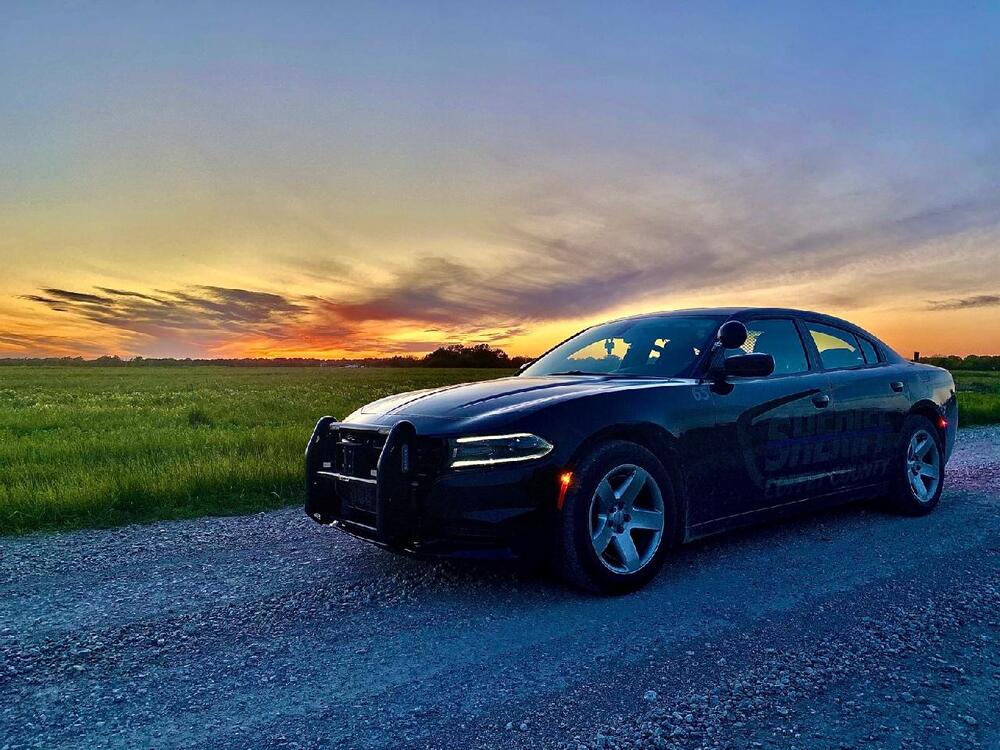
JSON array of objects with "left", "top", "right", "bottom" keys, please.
[
  {"left": 0, "top": 367, "right": 509, "bottom": 535},
  {"left": 952, "top": 370, "right": 1000, "bottom": 426},
  {"left": 1, "top": 366, "right": 997, "bottom": 536}
]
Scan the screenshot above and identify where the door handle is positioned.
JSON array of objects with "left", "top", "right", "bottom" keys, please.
[
  {"left": 890, "top": 381, "right": 904, "bottom": 393},
  {"left": 812, "top": 394, "right": 831, "bottom": 408}
]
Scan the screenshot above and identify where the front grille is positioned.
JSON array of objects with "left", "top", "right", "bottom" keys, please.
[
  {"left": 308, "top": 422, "right": 455, "bottom": 544},
  {"left": 333, "top": 427, "right": 387, "bottom": 480},
  {"left": 317, "top": 424, "right": 446, "bottom": 492}
]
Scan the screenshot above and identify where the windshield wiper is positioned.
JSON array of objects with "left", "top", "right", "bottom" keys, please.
[{"left": 546, "top": 370, "right": 607, "bottom": 376}]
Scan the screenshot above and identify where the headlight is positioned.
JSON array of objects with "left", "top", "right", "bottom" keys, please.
[{"left": 447, "top": 433, "right": 553, "bottom": 468}]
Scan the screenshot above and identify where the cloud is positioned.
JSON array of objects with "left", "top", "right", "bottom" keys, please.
[
  {"left": 0, "top": 332, "right": 111, "bottom": 357},
  {"left": 19, "top": 285, "right": 311, "bottom": 356},
  {"left": 16, "top": 156, "right": 1000, "bottom": 358},
  {"left": 21, "top": 288, "right": 115, "bottom": 311},
  {"left": 43, "top": 288, "right": 116, "bottom": 304},
  {"left": 927, "top": 294, "right": 1000, "bottom": 310},
  {"left": 96, "top": 287, "right": 161, "bottom": 301},
  {"left": 312, "top": 169, "right": 1000, "bottom": 334},
  {"left": 19, "top": 278, "right": 517, "bottom": 357},
  {"left": 23, "top": 285, "right": 305, "bottom": 333}
]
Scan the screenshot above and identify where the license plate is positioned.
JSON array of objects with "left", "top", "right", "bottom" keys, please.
[{"left": 339, "top": 479, "right": 376, "bottom": 511}]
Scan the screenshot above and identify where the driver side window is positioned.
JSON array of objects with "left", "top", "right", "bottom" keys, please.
[{"left": 726, "top": 318, "right": 809, "bottom": 375}]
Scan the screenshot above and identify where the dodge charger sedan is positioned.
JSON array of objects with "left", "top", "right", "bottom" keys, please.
[{"left": 306, "top": 307, "right": 957, "bottom": 592}]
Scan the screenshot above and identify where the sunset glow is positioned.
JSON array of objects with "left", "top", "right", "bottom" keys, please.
[{"left": 3, "top": 3, "right": 999, "bottom": 359}]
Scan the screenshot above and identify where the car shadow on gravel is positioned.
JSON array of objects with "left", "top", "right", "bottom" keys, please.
[{"left": 341, "top": 495, "right": 887, "bottom": 599}]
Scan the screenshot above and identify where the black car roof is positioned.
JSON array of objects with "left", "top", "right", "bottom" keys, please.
[{"left": 620, "top": 306, "right": 852, "bottom": 326}]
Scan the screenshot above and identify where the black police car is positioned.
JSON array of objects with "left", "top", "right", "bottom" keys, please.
[{"left": 306, "top": 308, "right": 957, "bottom": 592}]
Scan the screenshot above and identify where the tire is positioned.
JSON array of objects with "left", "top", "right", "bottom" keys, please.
[
  {"left": 886, "top": 414, "right": 945, "bottom": 516},
  {"left": 553, "top": 440, "right": 676, "bottom": 593}
]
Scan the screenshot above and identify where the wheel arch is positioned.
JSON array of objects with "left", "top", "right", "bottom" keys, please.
[
  {"left": 908, "top": 398, "right": 946, "bottom": 443},
  {"left": 566, "top": 422, "right": 687, "bottom": 543}
]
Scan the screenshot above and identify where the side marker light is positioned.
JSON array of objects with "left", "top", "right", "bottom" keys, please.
[{"left": 557, "top": 471, "right": 573, "bottom": 510}]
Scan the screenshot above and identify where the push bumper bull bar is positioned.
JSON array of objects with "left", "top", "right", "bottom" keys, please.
[{"left": 305, "top": 416, "right": 424, "bottom": 547}]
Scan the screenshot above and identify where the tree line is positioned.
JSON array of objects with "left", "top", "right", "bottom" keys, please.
[
  {"left": 0, "top": 343, "right": 532, "bottom": 369},
  {"left": 918, "top": 354, "right": 1000, "bottom": 371}
]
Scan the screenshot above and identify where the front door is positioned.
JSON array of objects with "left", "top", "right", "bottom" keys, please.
[{"left": 689, "top": 317, "right": 833, "bottom": 532}]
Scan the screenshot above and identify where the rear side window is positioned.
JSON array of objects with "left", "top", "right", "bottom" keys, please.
[
  {"left": 726, "top": 318, "right": 808, "bottom": 375},
  {"left": 806, "top": 322, "right": 865, "bottom": 370},
  {"left": 857, "top": 336, "right": 880, "bottom": 364}
]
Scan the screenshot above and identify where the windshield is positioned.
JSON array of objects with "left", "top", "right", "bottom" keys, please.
[{"left": 522, "top": 315, "right": 722, "bottom": 378}]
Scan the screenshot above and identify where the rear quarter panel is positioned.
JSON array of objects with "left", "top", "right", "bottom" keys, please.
[{"left": 905, "top": 363, "right": 958, "bottom": 460}]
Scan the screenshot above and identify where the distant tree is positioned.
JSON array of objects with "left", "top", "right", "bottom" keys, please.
[
  {"left": 510, "top": 355, "right": 532, "bottom": 369},
  {"left": 93, "top": 355, "right": 125, "bottom": 366},
  {"left": 422, "top": 343, "right": 514, "bottom": 368}
]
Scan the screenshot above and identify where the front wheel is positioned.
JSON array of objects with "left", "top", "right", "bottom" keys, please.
[
  {"left": 886, "top": 414, "right": 945, "bottom": 515},
  {"left": 553, "top": 441, "right": 675, "bottom": 593}
]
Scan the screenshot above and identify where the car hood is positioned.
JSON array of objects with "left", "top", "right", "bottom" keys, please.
[{"left": 348, "top": 375, "right": 690, "bottom": 423}]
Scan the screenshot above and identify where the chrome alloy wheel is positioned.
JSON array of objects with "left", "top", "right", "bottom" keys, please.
[
  {"left": 589, "top": 464, "right": 665, "bottom": 574},
  {"left": 906, "top": 429, "right": 941, "bottom": 503}
]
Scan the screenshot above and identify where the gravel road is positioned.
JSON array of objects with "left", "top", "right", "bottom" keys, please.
[{"left": 2, "top": 428, "right": 998, "bottom": 750}]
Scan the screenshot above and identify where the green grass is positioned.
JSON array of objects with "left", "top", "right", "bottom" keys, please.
[
  {"left": 0, "top": 366, "right": 508, "bottom": 535},
  {"left": 1, "top": 365, "right": 997, "bottom": 536},
  {"left": 953, "top": 370, "right": 1000, "bottom": 426}
]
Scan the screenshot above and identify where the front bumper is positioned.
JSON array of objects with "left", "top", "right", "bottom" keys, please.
[{"left": 304, "top": 417, "right": 559, "bottom": 558}]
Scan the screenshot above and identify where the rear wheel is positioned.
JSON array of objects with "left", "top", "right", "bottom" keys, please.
[
  {"left": 887, "top": 415, "right": 944, "bottom": 515},
  {"left": 554, "top": 441, "right": 675, "bottom": 593}
]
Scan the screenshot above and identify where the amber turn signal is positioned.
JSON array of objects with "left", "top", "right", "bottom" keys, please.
[{"left": 556, "top": 471, "right": 573, "bottom": 510}]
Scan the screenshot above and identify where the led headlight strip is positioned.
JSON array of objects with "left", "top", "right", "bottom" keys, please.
[{"left": 449, "top": 433, "right": 554, "bottom": 468}]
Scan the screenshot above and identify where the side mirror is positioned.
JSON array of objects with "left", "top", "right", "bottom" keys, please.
[
  {"left": 717, "top": 320, "right": 748, "bottom": 349},
  {"left": 517, "top": 360, "right": 532, "bottom": 373},
  {"left": 723, "top": 352, "right": 775, "bottom": 378}
]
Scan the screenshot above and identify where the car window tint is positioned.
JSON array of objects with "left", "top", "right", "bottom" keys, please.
[
  {"left": 567, "top": 338, "right": 628, "bottom": 372},
  {"left": 857, "top": 336, "right": 879, "bottom": 364},
  {"left": 807, "top": 322, "right": 866, "bottom": 369},
  {"left": 725, "top": 318, "right": 808, "bottom": 375},
  {"left": 522, "top": 316, "right": 721, "bottom": 378}
]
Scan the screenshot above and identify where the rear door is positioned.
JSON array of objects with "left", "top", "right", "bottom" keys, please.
[
  {"left": 692, "top": 317, "right": 833, "bottom": 530},
  {"left": 801, "top": 320, "right": 910, "bottom": 493}
]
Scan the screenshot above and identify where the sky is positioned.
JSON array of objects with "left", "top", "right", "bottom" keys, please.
[{"left": 2, "top": 1, "right": 999, "bottom": 359}]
